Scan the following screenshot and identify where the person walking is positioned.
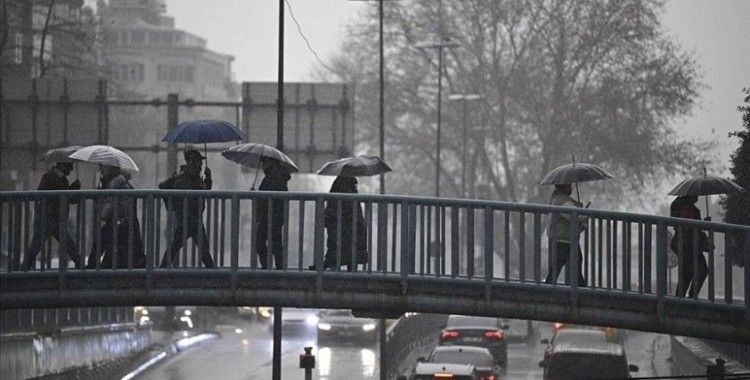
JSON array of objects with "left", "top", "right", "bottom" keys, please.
[
  {"left": 22, "top": 162, "right": 83, "bottom": 270},
  {"left": 159, "top": 149, "right": 214, "bottom": 268},
  {"left": 544, "top": 184, "right": 588, "bottom": 286},
  {"left": 312, "top": 176, "right": 368, "bottom": 271},
  {"left": 255, "top": 160, "right": 291, "bottom": 269},
  {"left": 86, "top": 164, "right": 145, "bottom": 269},
  {"left": 670, "top": 195, "right": 709, "bottom": 298}
]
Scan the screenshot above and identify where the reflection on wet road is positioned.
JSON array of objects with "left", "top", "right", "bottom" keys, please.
[{"left": 135, "top": 319, "right": 378, "bottom": 380}]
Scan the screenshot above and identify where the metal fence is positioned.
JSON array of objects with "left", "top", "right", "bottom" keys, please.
[
  {"left": 0, "top": 307, "right": 134, "bottom": 334},
  {"left": 1, "top": 189, "right": 748, "bottom": 304}
]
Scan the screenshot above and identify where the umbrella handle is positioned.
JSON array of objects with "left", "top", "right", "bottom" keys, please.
[
  {"left": 252, "top": 168, "right": 260, "bottom": 190},
  {"left": 575, "top": 182, "right": 581, "bottom": 204}
]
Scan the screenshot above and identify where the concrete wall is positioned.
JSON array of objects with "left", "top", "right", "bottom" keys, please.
[
  {"left": 0, "top": 323, "right": 151, "bottom": 379},
  {"left": 671, "top": 336, "right": 750, "bottom": 377}
]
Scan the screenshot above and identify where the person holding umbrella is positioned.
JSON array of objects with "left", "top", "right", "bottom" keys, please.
[
  {"left": 539, "top": 158, "right": 614, "bottom": 286},
  {"left": 159, "top": 149, "right": 214, "bottom": 268},
  {"left": 255, "top": 159, "right": 292, "bottom": 269},
  {"left": 311, "top": 176, "right": 368, "bottom": 272},
  {"left": 68, "top": 145, "right": 144, "bottom": 269},
  {"left": 312, "top": 155, "right": 392, "bottom": 271},
  {"left": 669, "top": 195, "right": 709, "bottom": 298},
  {"left": 22, "top": 149, "right": 83, "bottom": 270}
]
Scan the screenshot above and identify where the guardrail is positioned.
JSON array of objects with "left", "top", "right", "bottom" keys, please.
[{"left": 1, "top": 190, "right": 749, "bottom": 339}]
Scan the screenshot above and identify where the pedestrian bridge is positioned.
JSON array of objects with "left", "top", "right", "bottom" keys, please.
[{"left": 1, "top": 190, "right": 749, "bottom": 342}]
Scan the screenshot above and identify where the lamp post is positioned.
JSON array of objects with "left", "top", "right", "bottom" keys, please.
[
  {"left": 416, "top": 38, "right": 459, "bottom": 197},
  {"left": 447, "top": 94, "right": 481, "bottom": 198}
]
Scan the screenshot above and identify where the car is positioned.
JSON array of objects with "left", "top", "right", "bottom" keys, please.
[
  {"left": 539, "top": 335, "right": 639, "bottom": 379},
  {"left": 237, "top": 306, "right": 272, "bottom": 321},
  {"left": 317, "top": 309, "right": 378, "bottom": 345},
  {"left": 421, "top": 346, "right": 502, "bottom": 380},
  {"left": 269, "top": 308, "right": 319, "bottom": 335},
  {"left": 439, "top": 315, "right": 509, "bottom": 366},
  {"left": 541, "top": 328, "right": 608, "bottom": 360},
  {"left": 407, "top": 362, "right": 479, "bottom": 380},
  {"left": 551, "top": 322, "right": 621, "bottom": 342},
  {"left": 502, "top": 318, "right": 535, "bottom": 343}
]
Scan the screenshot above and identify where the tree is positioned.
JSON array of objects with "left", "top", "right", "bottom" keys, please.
[
  {"left": 326, "top": 0, "right": 708, "bottom": 207},
  {"left": 721, "top": 88, "right": 750, "bottom": 267}
]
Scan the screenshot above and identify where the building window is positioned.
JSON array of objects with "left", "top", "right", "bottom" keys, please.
[
  {"left": 157, "top": 64, "right": 194, "bottom": 83},
  {"left": 113, "top": 62, "right": 144, "bottom": 82}
]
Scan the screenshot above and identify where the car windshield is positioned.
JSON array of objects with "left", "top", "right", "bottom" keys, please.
[
  {"left": 447, "top": 315, "right": 498, "bottom": 328},
  {"left": 548, "top": 353, "right": 628, "bottom": 379},
  {"left": 324, "top": 310, "right": 353, "bottom": 317},
  {"left": 553, "top": 330, "right": 606, "bottom": 346},
  {"left": 430, "top": 350, "right": 494, "bottom": 367}
]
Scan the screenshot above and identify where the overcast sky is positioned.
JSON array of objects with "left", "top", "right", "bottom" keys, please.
[{"left": 164, "top": 0, "right": 749, "bottom": 170}]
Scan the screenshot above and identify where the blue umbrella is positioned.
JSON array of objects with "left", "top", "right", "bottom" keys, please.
[{"left": 162, "top": 119, "right": 246, "bottom": 168}]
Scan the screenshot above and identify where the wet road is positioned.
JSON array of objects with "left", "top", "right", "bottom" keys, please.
[
  {"left": 135, "top": 319, "right": 669, "bottom": 380},
  {"left": 135, "top": 319, "right": 378, "bottom": 380}
]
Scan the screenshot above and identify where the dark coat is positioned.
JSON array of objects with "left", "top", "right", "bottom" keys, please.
[
  {"left": 257, "top": 172, "right": 290, "bottom": 227},
  {"left": 97, "top": 171, "right": 145, "bottom": 268},
  {"left": 35, "top": 167, "right": 79, "bottom": 219},
  {"left": 324, "top": 198, "right": 368, "bottom": 266},
  {"left": 669, "top": 197, "right": 707, "bottom": 254},
  {"left": 159, "top": 165, "right": 211, "bottom": 217}
]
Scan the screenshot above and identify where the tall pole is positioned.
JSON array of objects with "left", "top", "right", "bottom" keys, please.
[
  {"left": 378, "top": 0, "right": 385, "bottom": 195},
  {"left": 273, "top": 2, "right": 284, "bottom": 380},
  {"left": 461, "top": 98, "right": 468, "bottom": 198}
]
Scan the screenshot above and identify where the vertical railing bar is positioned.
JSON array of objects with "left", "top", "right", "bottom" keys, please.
[
  {"left": 267, "top": 198, "right": 274, "bottom": 270},
  {"left": 314, "top": 198, "right": 325, "bottom": 278},
  {"left": 692, "top": 226, "right": 700, "bottom": 300},
  {"left": 197, "top": 196, "right": 206, "bottom": 269},
  {"left": 298, "top": 200, "right": 305, "bottom": 271},
  {"left": 94, "top": 197, "right": 101, "bottom": 270},
  {"left": 708, "top": 229, "right": 715, "bottom": 302},
  {"left": 39, "top": 198, "right": 47, "bottom": 271},
  {"left": 724, "top": 231, "right": 733, "bottom": 304},
  {"left": 336, "top": 200, "right": 343, "bottom": 271},
  {"left": 393, "top": 203, "right": 400, "bottom": 273},
  {"left": 606, "top": 219, "right": 612, "bottom": 289},
  {"left": 426, "top": 206, "right": 432, "bottom": 275},
  {"left": 451, "top": 206, "right": 459, "bottom": 277},
  {"left": 365, "top": 202, "right": 373, "bottom": 273},
  {"left": 409, "top": 203, "right": 417, "bottom": 275},
  {"left": 676, "top": 225, "right": 684, "bottom": 296},
  {"left": 379, "top": 202, "right": 388, "bottom": 274},
  {"left": 533, "top": 212, "right": 541, "bottom": 284},
  {"left": 743, "top": 232, "right": 750, "bottom": 317},
  {"left": 612, "top": 219, "right": 618, "bottom": 290},
  {"left": 128, "top": 196, "right": 135, "bottom": 270},
  {"left": 212, "top": 198, "right": 219, "bottom": 268},
  {"left": 644, "top": 223, "right": 652, "bottom": 294},
  {"left": 400, "top": 200, "right": 409, "bottom": 276},
  {"left": 656, "top": 222, "right": 667, "bottom": 324},
  {"left": 145, "top": 195, "right": 155, "bottom": 274},
  {"left": 597, "top": 218, "right": 603, "bottom": 288},
  {"left": 467, "top": 207, "right": 475, "bottom": 279},
  {"left": 622, "top": 221, "right": 629, "bottom": 292},
  {"left": 419, "top": 205, "right": 426, "bottom": 276},
  {"left": 352, "top": 199, "right": 359, "bottom": 271},
  {"left": 484, "top": 207, "right": 494, "bottom": 299},
  {"left": 504, "top": 211, "right": 510, "bottom": 282},
  {"left": 231, "top": 195, "right": 240, "bottom": 274},
  {"left": 23, "top": 201, "right": 31, "bottom": 271},
  {"left": 519, "top": 212, "right": 526, "bottom": 282},
  {"left": 154, "top": 196, "right": 162, "bottom": 269},
  {"left": 584, "top": 216, "right": 590, "bottom": 286},
  {"left": 282, "top": 199, "right": 289, "bottom": 270},
  {"left": 79, "top": 200, "right": 87, "bottom": 271},
  {"left": 638, "top": 223, "right": 644, "bottom": 293},
  {"left": 570, "top": 210, "right": 580, "bottom": 298},
  {"left": 251, "top": 198, "right": 258, "bottom": 270},
  {"left": 220, "top": 198, "right": 226, "bottom": 267},
  {"left": 205, "top": 196, "right": 212, "bottom": 268},
  {"left": 181, "top": 197, "right": 188, "bottom": 268},
  {"left": 440, "top": 206, "right": 446, "bottom": 276},
  {"left": 58, "top": 195, "right": 69, "bottom": 277},
  {"left": 112, "top": 195, "right": 119, "bottom": 270}
]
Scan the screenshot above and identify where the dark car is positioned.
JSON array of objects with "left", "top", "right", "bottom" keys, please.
[
  {"left": 539, "top": 338, "right": 639, "bottom": 380},
  {"left": 541, "top": 328, "right": 608, "bottom": 360},
  {"left": 317, "top": 309, "right": 378, "bottom": 345},
  {"left": 440, "top": 315, "right": 508, "bottom": 366},
  {"left": 422, "top": 346, "right": 502, "bottom": 380}
]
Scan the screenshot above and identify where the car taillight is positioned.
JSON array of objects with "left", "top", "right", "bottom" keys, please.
[
  {"left": 483, "top": 330, "right": 504, "bottom": 340},
  {"left": 440, "top": 330, "right": 460, "bottom": 340},
  {"left": 553, "top": 322, "right": 564, "bottom": 330},
  {"left": 433, "top": 374, "right": 454, "bottom": 379}
]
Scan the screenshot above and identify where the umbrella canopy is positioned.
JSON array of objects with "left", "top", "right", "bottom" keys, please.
[
  {"left": 69, "top": 145, "right": 140, "bottom": 172},
  {"left": 668, "top": 176, "right": 744, "bottom": 196},
  {"left": 539, "top": 162, "right": 614, "bottom": 185},
  {"left": 41, "top": 145, "right": 82, "bottom": 163},
  {"left": 317, "top": 155, "right": 392, "bottom": 177},
  {"left": 221, "top": 143, "right": 299, "bottom": 173},
  {"left": 162, "top": 119, "right": 246, "bottom": 144}
]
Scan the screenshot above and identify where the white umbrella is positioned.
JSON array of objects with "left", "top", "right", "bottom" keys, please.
[
  {"left": 69, "top": 145, "right": 140, "bottom": 172},
  {"left": 316, "top": 155, "right": 392, "bottom": 177},
  {"left": 222, "top": 143, "right": 298, "bottom": 189}
]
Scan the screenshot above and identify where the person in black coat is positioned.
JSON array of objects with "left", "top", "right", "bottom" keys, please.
[
  {"left": 22, "top": 162, "right": 83, "bottom": 270},
  {"left": 255, "top": 160, "right": 291, "bottom": 269},
  {"left": 159, "top": 149, "right": 214, "bottom": 268},
  {"left": 670, "top": 195, "right": 709, "bottom": 298},
  {"left": 86, "top": 165, "right": 145, "bottom": 269},
  {"left": 317, "top": 176, "right": 368, "bottom": 271}
]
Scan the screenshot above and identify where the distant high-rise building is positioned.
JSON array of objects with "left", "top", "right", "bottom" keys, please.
[{"left": 99, "top": 0, "right": 237, "bottom": 100}]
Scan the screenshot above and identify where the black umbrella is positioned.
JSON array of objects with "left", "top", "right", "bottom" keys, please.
[
  {"left": 539, "top": 157, "right": 614, "bottom": 202},
  {"left": 668, "top": 168, "right": 744, "bottom": 216},
  {"left": 41, "top": 145, "right": 82, "bottom": 179},
  {"left": 317, "top": 155, "right": 392, "bottom": 177}
]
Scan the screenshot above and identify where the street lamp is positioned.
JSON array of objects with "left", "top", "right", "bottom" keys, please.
[
  {"left": 416, "top": 38, "right": 459, "bottom": 197},
  {"left": 447, "top": 94, "right": 481, "bottom": 199}
]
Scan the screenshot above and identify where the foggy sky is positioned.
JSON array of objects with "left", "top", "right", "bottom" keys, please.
[{"left": 164, "top": 0, "right": 749, "bottom": 171}]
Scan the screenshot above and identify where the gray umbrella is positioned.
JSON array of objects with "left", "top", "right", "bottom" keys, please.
[
  {"left": 221, "top": 143, "right": 298, "bottom": 189},
  {"left": 316, "top": 155, "right": 392, "bottom": 177},
  {"left": 668, "top": 169, "right": 744, "bottom": 216},
  {"left": 539, "top": 159, "right": 614, "bottom": 202}
]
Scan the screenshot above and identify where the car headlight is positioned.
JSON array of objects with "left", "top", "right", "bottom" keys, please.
[
  {"left": 306, "top": 314, "right": 319, "bottom": 326},
  {"left": 318, "top": 323, "right": 332, "bottom": 331},
  {"left": 362, "top": 323, "right": 376, "bottom": 331},
  {"left": 260, "top": 308, "right": 272, "bottom": 318},
  {"left": 183, "top": 310, "right": 192, "bottom": 316}
]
